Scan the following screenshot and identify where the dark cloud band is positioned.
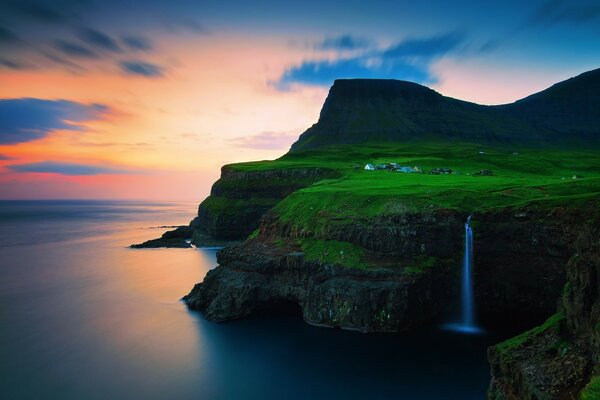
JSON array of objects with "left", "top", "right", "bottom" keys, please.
[
  {"left": 120, "top": 60, "right": 164, "bottom": 77},
  {"left": 0, "top": 98, "right": 109, "bottom": 144},
  {"left": 8, "top": 161, "right": 127, "bottom": 175},
  {"left": 277, "top": 31, "right": 464, "bottom": 89}
]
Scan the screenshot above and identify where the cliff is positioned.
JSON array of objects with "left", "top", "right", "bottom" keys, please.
[
  {"left": 175, "top": 68, "right": 600, "bottom": 398},
  {"left": 131, "top": 164, "right": 339, "bottom": 248},
  {"left": 134, "top": 68, "right": 600, "bottom": 249},
  {"left": 487, "top": 218, "right": 600, "bottom": 399},
  {"left": 291, "top": 68, "right": 600, "bottom": 151}
]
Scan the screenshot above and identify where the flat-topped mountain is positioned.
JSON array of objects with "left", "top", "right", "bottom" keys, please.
[{"left": 291, "top": 68, "right": 600, "bottom": 151}]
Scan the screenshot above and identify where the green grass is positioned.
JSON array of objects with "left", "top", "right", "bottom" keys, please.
[
  {"left": 297, "top": 237, "right": 367, "bottom": 269},
  {"left": 241, "top": 142, "right": 600, "bottom": 232},
  {"left": 220, "top": 142, "right": 600, "bottom": 241},
  {"left": 495, "top": 312, "right": 565, "bottom": 355},
  {"left": 580, "top": 376, "right": 600, "bottom": 400},
  {"left": 404, "top": 256, "right": 440, "bottom": 275}
]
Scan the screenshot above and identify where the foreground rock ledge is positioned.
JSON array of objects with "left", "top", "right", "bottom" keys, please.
[{"left": 182, "top": 241, "right": 456, "bottom": 332}]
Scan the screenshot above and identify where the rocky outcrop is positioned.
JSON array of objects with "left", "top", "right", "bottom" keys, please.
[
  {"left": 130, "top": 225, "right": 193, "bottom": 248},
  {"left": 183, "top": 206, "right": 586, "bottom": 332},
  {"left": 191, "top": 166, "right": 339, "bottom": 243},
  {"left": 183, "top": 238, "right": 457, "bottom": 332},
  {"left": 131, "top": 166, "right": 339, "bottom": 248},
  {"left": 487, "top": 218, "right": 600, "bottom": 399}
]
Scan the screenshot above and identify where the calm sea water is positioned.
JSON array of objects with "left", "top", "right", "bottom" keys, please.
[{"left": 0, "top": 200, "right": 506, "bottom": 399}]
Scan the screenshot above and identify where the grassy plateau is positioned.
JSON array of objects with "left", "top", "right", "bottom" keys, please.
[{"left": 229, "top": 142, "right": 600, "bottom": 233}]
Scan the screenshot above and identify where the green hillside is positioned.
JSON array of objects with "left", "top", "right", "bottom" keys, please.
[
  {"left": 231, "top": 142, "right": 600, "bottom": 233},
  {"left": 290, "top": 68, "right": 600, "bottom": 151}
]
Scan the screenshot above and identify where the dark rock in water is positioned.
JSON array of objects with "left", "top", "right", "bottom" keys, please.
[{"left": 130, "top": 225, "right": 193, "bottom": 248}]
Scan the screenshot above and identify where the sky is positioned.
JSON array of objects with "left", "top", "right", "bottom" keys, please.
[{"left": 0, "top": 0, "right": 599, "bottom": 201}]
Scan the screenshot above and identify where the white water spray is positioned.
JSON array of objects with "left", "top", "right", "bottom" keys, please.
[{"left": 443, "top": 215, "right": 482, "bottom": 334}]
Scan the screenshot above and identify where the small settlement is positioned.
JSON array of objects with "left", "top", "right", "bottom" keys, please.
[
  {"left": 364, "top": 163, "right": 494, "bottom": 176},
  {"left": 364, "top": 163, "right": 423, "bottom": 173}
]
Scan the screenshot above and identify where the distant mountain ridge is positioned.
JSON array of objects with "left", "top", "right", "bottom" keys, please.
[{"left": 290, "top": 68, "right": 600, "bottom": 151}]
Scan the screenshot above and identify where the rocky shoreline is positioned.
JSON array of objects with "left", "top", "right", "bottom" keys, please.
[
  {"left": 180, "top": 202, "right": 599, "bottom": 398},
  {"left": 183, "top": 206, "right": 580, "bottom": 327}
]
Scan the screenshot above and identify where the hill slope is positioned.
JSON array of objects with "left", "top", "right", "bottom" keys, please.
[{"left": 291, "top": 68, "right": 600, "bottom": 151}]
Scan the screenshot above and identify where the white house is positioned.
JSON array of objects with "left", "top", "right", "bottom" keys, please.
[{"left": 364, "top": 163, "right": 375, "bottom": 171}]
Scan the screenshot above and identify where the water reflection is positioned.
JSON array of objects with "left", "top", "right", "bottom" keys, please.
[{"left": 0, "top": 201, "right": 504, "bottom": 399}]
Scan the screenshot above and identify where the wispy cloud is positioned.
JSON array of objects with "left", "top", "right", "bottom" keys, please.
[
  {"left": 229, "top": 131, "right": 298, "bottom": 150},
  {"left": 530, "top": 0, "right": 600, "bottom": 26},
  {"left": 277, "top": 31, "right": 465, "bottom": 89},
  {"left": 381, "top": 31, "right": 464, "bottom": 59},
  {"left": 0, "top": 2, "right": 187, "bottom": 75},
  {"left": 0, "top": 98, "right": 109, "bottom": 144},
  {"left": 54, "top": 40, "right": 99, "bottom": 59},
  {"left": 0, "top": 25, "right": 20, "bottom": 43},
  {"left": 120, "top": 60, "right": 164, "bottom": 77},
  {"left": 316, "top": 35, "right": 371, "bottom": 51},
  {"left": 0, "top": 58, "right": 23, "bottom": 69},
  {"left": 0, "top": 154, "right": 12, "bottom": 160},
  {"left": 79, "top": 28, "right": 122, "bottom": 53},
  {"left": 8, "top": 161, "right": 129, "bottom": 176},
  {"left": 8, "top": 0, "right": 70, "bottom": 24},
  {"left": 121, "top": 35, "right": 152, "bottom": 51}
]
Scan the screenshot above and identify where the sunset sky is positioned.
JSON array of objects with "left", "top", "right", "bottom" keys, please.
[{"left": 0, "top": 0, "right": 599, "bottom": 200}]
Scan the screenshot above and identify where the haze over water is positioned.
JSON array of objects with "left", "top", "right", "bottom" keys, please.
[{"left": 2, "top": 200, "right": 505, "bottom": 399}]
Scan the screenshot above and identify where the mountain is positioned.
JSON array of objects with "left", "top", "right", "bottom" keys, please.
[
  {"left": 135, "top": 67, "right": 600, "bottom": 398},
  {"left": 291, "top": 68, "right": 600, "bottom": 151}
]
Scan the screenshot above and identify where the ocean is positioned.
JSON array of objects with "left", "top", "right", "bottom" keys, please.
[{"left": 0, "top": 200, "right": 506, "bottom": 399}]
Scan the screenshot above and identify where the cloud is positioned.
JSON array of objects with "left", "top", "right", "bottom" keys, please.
[
  {"left": 54, "top": 40, "right": 99, "bottom": 58},
  {"left": 316, "top": 35, "right": 371, "bottom": 51},
  {"left": 0, "top": 58, "right": 24, "bottom": 69},
  {"left": 8, "top": 0, "right": 68, "bottom": 23},
  {"left": 381, "top": 31, "right": 464, "bottom": 59},
  {"left": 121, "top": 35, "right": 152, "bottom": 51},
  {"left": 0, "top": 2, "right": 206, "bottom": 75},
  {"left": 0, "top": 98, "right": 109, "bottom": 144},
  {"left": 0, "top": 154, "right": 12, "bottom": 160},
  {"left": 531, "top": 0, "right": 600, "bottom": 26},
  {"left": 79, "top": 28, "right": 121, "bottom": 52},
  {"left": 0, "top": 25, "right": 20, "bottom": 43},
  {"left": 8, "top": 161, "right": 128, "bottom": 175},
  {"left": 160, "top": 16, "right": 209, "bottom": 34},
  {"left": 477, "top": 39, "right": 501, "bottom": 54},
  {"left": 229, "top": 131, "right": 298, "bottom": 150},
  {"left": 277, "top": 31, "right": 464, "bottom": 89},
  {"left": 120, "top": 60, "right": 164, "bottom": 77}
]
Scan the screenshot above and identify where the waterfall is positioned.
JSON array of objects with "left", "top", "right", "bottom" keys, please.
[
  {"left": 462, "top": 215, "right": 475, "bottom": 327},
  {"left": 442, "top": 215, "right": 482, "bottom": 334}
]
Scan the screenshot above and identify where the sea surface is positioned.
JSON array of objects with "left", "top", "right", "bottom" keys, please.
[{"left": 0, "top": 200, "right": 509, "bottom": 399}]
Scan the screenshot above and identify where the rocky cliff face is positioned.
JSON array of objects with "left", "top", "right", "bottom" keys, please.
[
  {"left": 183, "top": 206, "right": 584, "bottom": 333},
  {"left": 131, "top": 165, "right": 339, "bottom": 248},
  {"left": 184, "top": 239, "right": 456, "bottom": 332},
  {"left": 487, "top": 216, "right": 600, "bottom": 399},
  {"left": 190, "top": 166, "right": 339, "bottom": 243}
]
